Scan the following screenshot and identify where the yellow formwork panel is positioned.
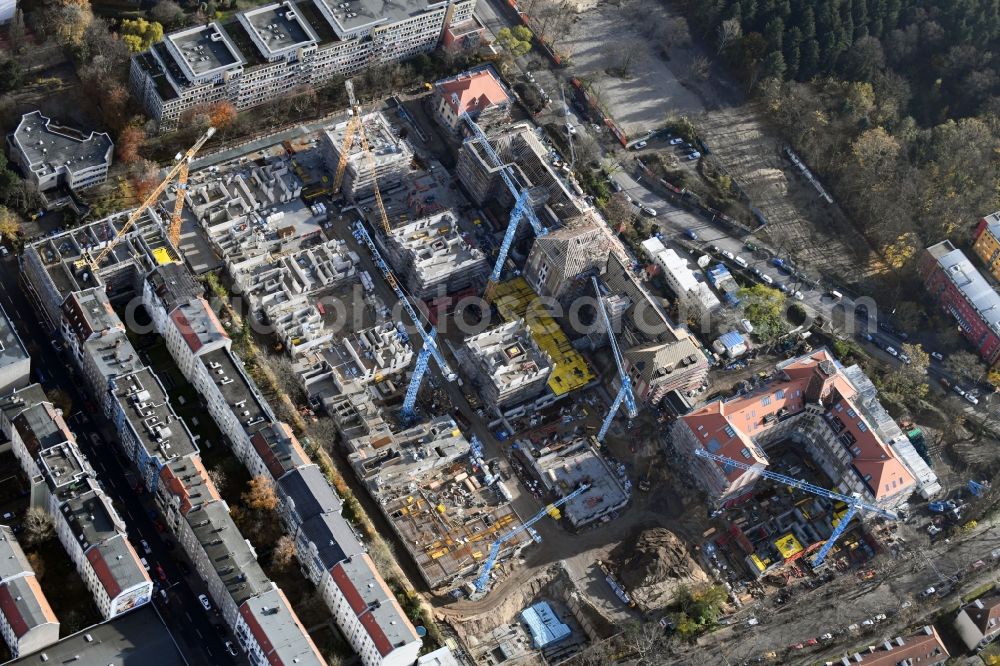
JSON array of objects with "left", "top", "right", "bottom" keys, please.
[
  {"left": 774, "top": 533, "right": 803, "bottom": 559},
  {"left": 152, "top": 247, "right": 175, "bottom": 265},
  {"left": 492, "top": 278, "right": 594, "bottom": 395}
]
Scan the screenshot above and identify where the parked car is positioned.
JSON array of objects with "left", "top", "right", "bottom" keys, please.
[
  {"left": 669, "top": 137, "right": 684, "bottom": 145},
  {"left": 930, "top": 351, "right": 944, "bottom": 360},
  {"left": 922, "top": 587, "right": 936, "bottom": 598},
  {"left": 722, "top": 250, "right": 735, "bottom": 260},
  {"left": 225, "top": 641, "right": 238, "bottom": 657},
  {"left": 740, "top": 319, "right": 754, "bottom": 334},
  {"left": 966, "top": 392, "right": 980, "bottom": 405},
  {"left": 140, "top": 539, "right": 151, "bottom": 555},
  {"left": 761, "top": 274, "right": 774, "bottom": 285},
  {"left": 686, "top": 151, "right": 701, "bottom": 160},
  {"left": 199, "top": 594, "right": 212, "bottom": 611},
  {"left": 899, "top": 352, "right": 911, "bottom": 364},
  {"left": 635, "top": 140, "right": 648, "bottom": 149},
  {"left": 885, "top": 346, "right": 898, "bottom": 357},
  {"left": 734, "top": 255, "right": 749, "bottom": 268},
  {"left": 565, "top": 122, "right": 577, "bottom": 135},
  {"left": 953, "top": 385, "right": 967, "bottom": 398},
  {"left": 641, "top": 206, "right": 658, "bottom": 217},
  {"left": 684, "top": 228, "right": 699, "bottom": 240},
  {"left": 819, "top": 633, "right": 834, "bottom": 641},
  {"left": 874, "top": 613, "right": 887, "bottom": 622},
  {"left": 140, "top": 558, "right": 150, "bottom": 571},
  {"left": 792, "top": 290, "right": 804, "bottom": 300}
]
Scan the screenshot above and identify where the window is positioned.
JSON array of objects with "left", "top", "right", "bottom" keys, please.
[
  {"left": 847, "top": 408, "right": 856, "bottom": 418},
  {"left": 776, "top": 389, "right": 785, "bottom": 399},
  {"left": 723, "top": 425, "right": 736, "bottom": 438},
  {"left": 852, "top": 446, "right": 861, "bottom": 456},
  {"left": 741, "top": 447, "right": 751, "bottom": 459},
  {"left": 858, "top": 422, "right": 867, "bottom": 432},
  {"left": 761, "top": 396, "right": 771, "bottom": 406},
  {"left": 795, "top": 389, "right": 801, "bottom": 397},
  {"left": 835, "top": 403, "right": 843, "bottom": 412}
]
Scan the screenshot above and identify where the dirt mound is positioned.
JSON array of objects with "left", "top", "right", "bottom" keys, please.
[{"left": 611, "top": 528, "right": 708, "bottom": 611}]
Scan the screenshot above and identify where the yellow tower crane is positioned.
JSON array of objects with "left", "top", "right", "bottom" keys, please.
[
  {"left": 79, "top": 126, "right": 216, "bottom": 272},
  {"left": 334, "top": 80, "right": 391, "bottom": 235}
]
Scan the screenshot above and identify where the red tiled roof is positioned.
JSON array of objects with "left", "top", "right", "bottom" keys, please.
[
  {"left": 0, "top": 583, "right": 28, "bottom": 637},
  {"left": 829, "top": 397, "right": 914, "bottom": 500},
  {"left": 680, "top": 348, "right": 915, "bottom": 501},
  {"left": 238, "top": 601, "right": 278, "bottom": 665},
  {"left": 329, "top": 563, "right": 367, "bottom": 615},
  {"left": 86, "top": 547, "right": 122, "bottom": 599},
  {"left": 169, "top": 298, "right": 227, "bottom": 353},
  {"left": 159, "top": 457, "right": 221, "bottom": 515},
  {"left": 854, "top": 626, "right": 948, "bottom": 665},
  {"left": 438, "top": 70, "right": 509, "bottom": 116},
  {"left": 359, "top": 611, "right": 393, "bottom": 657}
]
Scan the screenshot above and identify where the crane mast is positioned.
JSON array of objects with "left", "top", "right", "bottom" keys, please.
[
  {"left": 592, "top": 276, "right": 637, "bottom": 441},
  {"left": 459, "top": 113, "right": 548, "bottom": 295},
  {"left": 81, "top": 126, "right": 216, "bottom": 272},
  {"left": 351, "top": 221, "right": 456, "bottom": 422},
  {"left": 473, "top": 484, "right": 590, "bottom": 593},
  {"left": 692, "top": 448, "right": 896, "bottom": 566}
]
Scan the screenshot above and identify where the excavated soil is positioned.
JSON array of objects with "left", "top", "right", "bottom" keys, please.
[{"left": 610, "top": 527, "right": 709, "bottom": 611}]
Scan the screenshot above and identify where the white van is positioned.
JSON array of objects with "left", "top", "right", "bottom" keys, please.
[
  {"left": 829, "top": 290, "right": 843, "bottom": 300},
  {"left": 734, "top": 256, "right": 749, "bottom": 269}
]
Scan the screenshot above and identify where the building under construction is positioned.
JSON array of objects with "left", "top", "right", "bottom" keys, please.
[
  {"left": 377, "top": 211, "right": 489, "bottom": 299},
  {"left": 459, "top": 319, "right": 553, "bottom": 408},
  {"left": 455, "top": 122, "right": 586, "bottom": 226},
  {"left": 321, "top": 112, "right": 412, "bottom": 201},
  {"left": 343, "top": 416, "right": 529, "bottom": 590},
  {"left": 491, "top": 278, "right": 594, "bottom": 397}
]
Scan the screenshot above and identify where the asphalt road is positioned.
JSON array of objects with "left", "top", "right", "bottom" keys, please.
[{"left": 2, "top": 255, "right": 241, "bottom": 665}]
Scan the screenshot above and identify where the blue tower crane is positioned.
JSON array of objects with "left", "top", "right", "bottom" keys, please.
[
  {"left": 592, "top": 276, "right": 638, "bottom": 441},
  {"left": 460, "top": 114, "right": 548, "bottom": 290},
  {"left": 351, "top": 221, "right": 456, "bottom": 422},
  {"left": 692, "top": 449, "right": 896, "bottom": 566},
  {"left": 473, "top": 484, "right": 591, "bottom": 593}
]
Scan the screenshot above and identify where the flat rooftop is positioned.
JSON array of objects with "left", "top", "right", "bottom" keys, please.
[
  {"left": 62, "top": 487, "right": 120, "bottom": 551},
  {"left": 113, "top": 368, "right": 198, "bottom": 463},
  {"left": 166, "top": 23, "right": 243, "bottom": 78},
  {"left": 5, "top": 604, "right": 186, "bottom": 665},
  {"left": 11, "top": 401, "right": 74, "bottom": 456},
  {"left": 186, "top": 500, "right": 271, "bottom": 606},
  {"left": 241, "top": 2, "right": 316, "bottom": 53},
  {"left": 0, "top": 302, "right": 29, "bottom": 372},
  {"left": 84, "top": 330, "right": 144, "bottom": 384},
  {"left": 325, "top": 111, "right": 409, "bottom": 163},
  {"left": 530, "top": 439, "right": 629, "bottom": 527},
  {"left": 202, "top": 348, "right": 273, "bottom": 435},
  {"left": 319, "top": 0, "right": 444, "bottom": 32},
  {"left": 10, "top": 111, "right": 112, "bottom": 178},
  {"left": 239, "top": 588, "right": 322, "bottom": 664}
]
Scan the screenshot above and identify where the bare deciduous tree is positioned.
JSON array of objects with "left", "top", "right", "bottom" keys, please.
[
  {"left": 716, "top": 17, "right": 742, "bottom": 54},
  {"left": 688, "top": 55, "right": 711, "bottom": 82},
  {"left": 22, "top": 507, "right": 55, "bottom": 547}
]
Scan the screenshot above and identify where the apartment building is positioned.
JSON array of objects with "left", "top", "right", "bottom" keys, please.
[
  {"left": 0, "top": 526, "right": 59, "bottom": 658},
  {"left": 108, "top": 368, "right": 199, "bottom": 492},
  {"left": 322, "top": 112, "right": 413, "bottom": 201},
  {"left": 973, "top": 211, "right": 1000, "bottom": 281},
  {"left": 524, "top": 217, "right": 609, "bottom": 305},
  {"left": 0, "top": 303, "right": 30, "bottom": 399},
  {"left": 156, "top": 455, "right": 222, "bottom": 530},
  {"left": 191, "top": 347, "right": 276, "bottom": 467},
  {"left": 7, "top": 111, "right": 113, "bottom": 195},
  {"left": 249, "top": 421, "right": 309, "bottom": 481},
  {"left": 61, "top": 288, "right": 143, "bottom": 406},
  {"left": 325, "top": 554, "right": 422, "bottom": 666},
  {"left": 129, "top": 0, "right": 476, "bottom": 131},
  {"left": 955, "top": 594, "right": 1000, "bottom": 651},
  {"left": 4, "top": 605, "right": 184, "bottom": 666},
  {"left": 460, "top": 319, "right": 553, "bottom": 408},
  {"left": 920, "top": 239, "right": 1000, "bottom": 366},
  {"left": 433, "top": 67, "right": 511, "bottom": 133},
  {"left": 236, "top": 588, "right": 324, "bottom": 666},
  {"left": 377, "top": 212, "right": 489, "bottom": 299},
  {"left": 672, "top": 349, "right": 917, "bottom": 509},
  {"left": 602, "top": 253, "right": 709, "bottom": 402},
  {"left": 456, "top": 122, "right": 585, "bottom": 226}
]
